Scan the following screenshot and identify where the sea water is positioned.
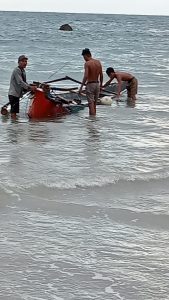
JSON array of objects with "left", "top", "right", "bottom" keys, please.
[{"left": 0, "top": 11, "right": 169, "bottom": 300}]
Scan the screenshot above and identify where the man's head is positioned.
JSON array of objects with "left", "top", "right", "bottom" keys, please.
[
  {"left": 81, "top": 48, "right": 92, "bottom": 61},
  {"left": 106, "top": 67, "right": 115, "bottom": 78},
  {"left": 18, "top": 55, "right": 28, "bottom": 69}
]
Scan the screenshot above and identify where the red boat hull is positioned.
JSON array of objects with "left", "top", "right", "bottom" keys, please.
[{"left": 27, "top": 89, "right": 69, "bottom": 119}]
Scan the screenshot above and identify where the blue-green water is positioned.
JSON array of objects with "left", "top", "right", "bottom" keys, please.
[{"left": 0, "top": 11, "right": 169, "bottom": 300}]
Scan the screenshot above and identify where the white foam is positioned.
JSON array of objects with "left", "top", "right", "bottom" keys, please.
[
  {"left": 105, "top": 286, "right": 115, "bottom": 294},
  {"left": 93, "top": 272, "right": 112, "bottom": 280},
  {"left": 0, "top": 184, "right": 21, "bottom": 201},
  {"left": 105, "top": 286, "right": 124, "bottom": 299},
  {"left": 2, "top": 169, "right": 169, "bottom": 192}
]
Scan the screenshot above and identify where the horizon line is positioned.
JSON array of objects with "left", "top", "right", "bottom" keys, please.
[{"left": 0, "top": 9, "right": 169, "bottom": 17}]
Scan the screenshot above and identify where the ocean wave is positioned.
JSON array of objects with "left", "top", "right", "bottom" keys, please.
[
  {"left": 0, "top": 184, "right": 21, "bottom": 201},
  {"left": 1, "top": 171, "right": 169, "bottom": 192}
]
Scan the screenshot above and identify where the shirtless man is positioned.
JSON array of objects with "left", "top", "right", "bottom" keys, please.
[
  {"left": 79, "top": 48, "right": 103, "bottom": 116},
  {"left": 103, "top": 67, "right": 138, "bottom": 101}
]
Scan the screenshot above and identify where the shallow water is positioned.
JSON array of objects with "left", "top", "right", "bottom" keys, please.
[{"left": 0, "top": 11, "right": 169, "bottom": 300}]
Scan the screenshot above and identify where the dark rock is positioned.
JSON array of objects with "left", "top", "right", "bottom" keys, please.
[{"left": 59, "top": 24, "right": 73, "bottom": 31}]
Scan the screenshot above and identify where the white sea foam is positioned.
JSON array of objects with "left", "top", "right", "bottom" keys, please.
[
  {"left": 92, "top": 272, "right": 113, "bottom": 282},
  {"left": 105, "top": 286, "right": 124, "bottom": 299},
  {"left": 1, "top": 169, "right": 169, "bottom": 192}
]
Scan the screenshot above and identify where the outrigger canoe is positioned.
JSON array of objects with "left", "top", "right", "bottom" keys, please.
[
  {"left": 1, "top": 76, "right": 127, "bottom": 119},
  {"left": 27, "top": 87, "right": 86, "bottom": 119}
]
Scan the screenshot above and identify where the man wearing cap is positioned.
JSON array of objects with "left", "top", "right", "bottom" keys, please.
[
  {"left": 8, "top": 55, "right": 36, "bottom": 118},
  {"left": 79, "top": 48, "right": 103, "bottom": 116}
]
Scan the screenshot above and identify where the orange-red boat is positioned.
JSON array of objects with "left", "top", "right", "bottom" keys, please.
[
  {"left": 27, "top": 89, "right": 70, "bottom": 119},
  {"left": 26, "top": 76, "right": 127, "bottom": 119},
  {"left": 1, "top": 76, "right": 127, "bottom": 119},
  {"left": 27, "top": 85, "right": 86, "bottom": 119}
]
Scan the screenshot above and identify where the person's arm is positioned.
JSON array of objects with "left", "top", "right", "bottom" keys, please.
[
  {"left": 99, "top": 65, "right": 103, "bottom": 88},
  {"left": 79, "top": 63, "right": 88, "bottom": 94},
  {"left": 14, "top": 68, "right": 36, "bottom": 92},
  {"left": 102, "top": 78, "right": 112, "bottom": 88},
  {"left": 116, "top": 73, "right": 122, "bottom": 98}
]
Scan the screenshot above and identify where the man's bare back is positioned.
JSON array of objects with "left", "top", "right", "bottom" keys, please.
[
  {"left": 85, "top": 58, "right": 102, "bottom": 82},
  {"left": 114, "top": 72, "right": 134, "bottom": 82}
]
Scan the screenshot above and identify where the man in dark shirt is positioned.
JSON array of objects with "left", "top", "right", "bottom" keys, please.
[{"left": 8, "top": 55, "right": 36, "bottom": 118}]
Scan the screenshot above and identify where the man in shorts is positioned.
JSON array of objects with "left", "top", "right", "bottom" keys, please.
[
  {"left": 103, "top": 67, "right": 138, "bottom": 101},
  {"left": 8, "top": 55, "right": 36, "bottom": 118},
  {"left": 79, "top": 48, "right": 103, "bottom": 116}
]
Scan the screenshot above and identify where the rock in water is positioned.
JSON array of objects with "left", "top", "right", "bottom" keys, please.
[{"left": 59, "top": 24, "right": 73, "bottom": 31}]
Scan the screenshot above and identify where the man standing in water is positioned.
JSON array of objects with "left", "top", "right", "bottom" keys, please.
[
  {"left": 103, "top": 67, "right": 138, "bottom": 101},
  {"left": 79, "top": 48, "right": 103, "bottom": 116},
  {"left": 8, "top": 55, "right": 36, "bottom": 119}
]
